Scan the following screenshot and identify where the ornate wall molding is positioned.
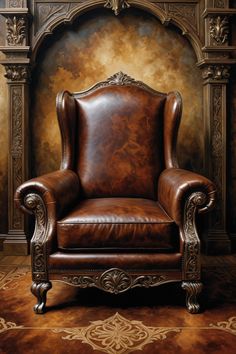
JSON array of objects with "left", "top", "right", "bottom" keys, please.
[
  {"left": 10, "top": 85, "right": 24, "bottom": 230},
  {"left": 0, "top": 0, "right": 235, "bottom": 254},
  {"left": 209, "top": 16, "right": 229, "bottom": 45},
  {"left": 30, "top": 0, "right": 203, "bottom": 63},
  {"left": 202, "top": 65, "right": 230, "bottom": 80},
  {"left": 6, "top": 16, "right": 26, "bottom": 46},
  {"left": 211, "top": 85, "right": 224, "bottom": 229},
  {"left": 4, "top": 64, "right": 30, "bottom": 81},
  {"left": 104, "top": 0, "right": 130, "bottom": 15},
  {"left": 7, "top": 0, "right": 25, "bottom": 7}
]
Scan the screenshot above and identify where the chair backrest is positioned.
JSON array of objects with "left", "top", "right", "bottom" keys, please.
[{"left": 56, "top": 72, "right": 182, "bottom": 200}]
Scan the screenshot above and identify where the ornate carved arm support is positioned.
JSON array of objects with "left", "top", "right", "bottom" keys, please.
[
  {"left": 15, "top": 169, "right": 81, "bottom": 282},
  {"left": 182, "top": 191, "right": 206, "bottom": 281},
  {"left": 158, "top": 168, "right": 216, "bottom": 281},
  {"left": 158, "top": 168, "right": 216, "bottom": 226},
  {"left": 24, "top": 193, "right": 50, "bottom": 282}
]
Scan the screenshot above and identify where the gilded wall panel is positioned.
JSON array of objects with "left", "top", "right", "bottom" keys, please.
[{"left": 32, "top": 9, "right": 203, "bottom": 177}]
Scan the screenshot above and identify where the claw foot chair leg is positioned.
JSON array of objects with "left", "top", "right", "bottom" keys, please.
[
  {"left": 182, "top": 281, "right": 203, "bottom": 314},
  {"left": 31, "top": 282, "right": 52, "bottom": 314}
]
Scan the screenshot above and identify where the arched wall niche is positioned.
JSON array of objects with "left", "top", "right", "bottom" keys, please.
[
  {"left": 31, "top": 8, "right": 203, "bottom": 179},
  {"left": 0, "top": 0, "right": 235, "bottom": 255},
  {"left": 31, "top": 0, "right": 204, "bottom": 63}
]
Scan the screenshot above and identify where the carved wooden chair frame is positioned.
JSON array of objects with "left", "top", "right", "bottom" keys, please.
[{"left": 16, "top": 72, "right": 216, "bottom": 314}]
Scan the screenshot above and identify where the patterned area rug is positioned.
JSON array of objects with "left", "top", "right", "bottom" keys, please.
[{"left": 0, "top": 264, "right": 236, "bottom": 354}]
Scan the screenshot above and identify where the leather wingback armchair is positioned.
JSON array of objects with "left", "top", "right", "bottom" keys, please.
[{"left": 15, "top": 72, "right": 216, "bottom": 314}]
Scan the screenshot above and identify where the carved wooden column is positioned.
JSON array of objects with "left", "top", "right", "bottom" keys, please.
[
  {"left": 0, "top": 0, "right": 30, "bottom": 254},
  {"left": 198, "top": 0, "right": 236, "bottom": 253}
]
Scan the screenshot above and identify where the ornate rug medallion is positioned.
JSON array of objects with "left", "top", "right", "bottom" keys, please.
[
  {"left": 52, "top": 312, "right": 180, "bottom": 354},
  {"left": 1, "top": 313, "right": 236, "bottom": 354}
]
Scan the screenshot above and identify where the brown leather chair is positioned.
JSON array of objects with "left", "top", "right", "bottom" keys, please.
[{"left": 15, "top": 72, "right": 216, "bottom": 314}]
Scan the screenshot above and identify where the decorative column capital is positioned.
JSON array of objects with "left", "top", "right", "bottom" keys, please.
[
  {"left": 4, "top": 64, "right": 30, "bottom": 82},
  {"left": 202, "top": 64, "right": 230, "bottom": 81}
]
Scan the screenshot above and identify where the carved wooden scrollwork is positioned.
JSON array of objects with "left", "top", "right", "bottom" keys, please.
[
  {"left": 183, "top": 192, "right": 207, "bottom": 280},
  {"left": 62, "top": 268, "right": 167, "bottom": 294},
  {"left": 166, "top": 3, "right": 197, "bottom": 31},
  {"left": 211, "top": 85, "right": 223, "bottom": 228},
  {"left": 209, "top": 16, "right": 229, "bottom": 45},
  {"left": 11, "top": 86, "right": 23, "bottom": 229},
  {"left": 182, "top": 281, "right": 203, "bottom": 314},
  {"left": 104, "top": 0, "right": 130, "bottom": 15},
  {"left": 107, "top": 71, "right": 137, "bottom": 85},
  {"left": 6, "top": 16, "right": 26, "bottom": 46},
  {"left": 76, "top": 72, "right": 160, "bottom": 98},
  {"left": 24, "top": 194, "right": 48, "bottom": 282}
]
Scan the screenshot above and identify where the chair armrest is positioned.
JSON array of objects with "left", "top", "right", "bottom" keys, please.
[
  {"left": 15, "top": 169, "right": 80, "bottom": 219},
  {"left": 158, "top": 168, "right": 216, "bottom": 226},
  {"left": 14, "top": 169, "right": 81, "bottom": 263}
]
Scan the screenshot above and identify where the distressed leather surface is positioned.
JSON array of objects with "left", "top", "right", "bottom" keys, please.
[
  {"left": 57, "top": 198, "right": 179, "bottom": 250},
  {"left": 158, "top": 168, "right": 216, "bottom": 225},
  {"left": 76, "top": 86, "right": 166, "bottom": 199},
  {"left": 49, "top": 252, "right": 182, "bottom": 270}
]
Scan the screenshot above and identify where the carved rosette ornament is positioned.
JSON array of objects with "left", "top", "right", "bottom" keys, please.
[
  {"left": 7, "top": 0, "right": 24, "bottom": 7},
  {"left": 62, "top": 269, "right": 167, "bottom": 294},
  {"left": 24, "top": 194, "right": 48, "bottom": 283},
  {"left": 214, "top": 0, "right": 225, "bottom": 8},
  {"left": 6, "top": 16, "right": 26, "bottom": 46},
  {"left": 104, "top": 0, "right": 130, "bottom": 15},
  {"left": 183, "top": 192, "right": 207, "bottom": 281},
  {"left": 209, "top": 16, "right": 229, "bottom": 45}
]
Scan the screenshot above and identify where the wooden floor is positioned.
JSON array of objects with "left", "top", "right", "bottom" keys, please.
[
  {"left": 0, "top": 252, "right": 31, "bottom": 266},
  {"left": 0, "top": 251, "right": 236, "bottom": 267},
  {"left": 1, "top": 252, "right": 236, "bottom": 354}
]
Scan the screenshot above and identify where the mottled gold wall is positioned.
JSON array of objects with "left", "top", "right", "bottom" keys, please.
[
  {"left": 32, "top": 9, "right": 203, "bottom": 178},
  {"left": 0, "top": 17, "right": 8, "bottom": 234}
]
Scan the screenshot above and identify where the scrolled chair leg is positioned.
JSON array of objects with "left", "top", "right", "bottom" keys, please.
[
  {"left": 182, "top": 281, "right": 203, "bottom": 314},
  {"left": 31, "top": 281, "right": 52, "bottom": 314}
]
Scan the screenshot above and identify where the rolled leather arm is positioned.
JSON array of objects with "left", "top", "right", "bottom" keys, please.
[
  {"left": 15, "top": 169, "right": 80, "bottom": 219},
  {"left": 158, "top": 168, "right": 216, "bottom": 226}
]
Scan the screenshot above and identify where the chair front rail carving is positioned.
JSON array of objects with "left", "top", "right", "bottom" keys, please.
[{"left": 60, "top": 268, "right": 170, "bottom": 294}]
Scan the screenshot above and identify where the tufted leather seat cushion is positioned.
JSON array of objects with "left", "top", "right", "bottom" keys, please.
[{"left": 57, "top": 198, "right": 179, "bottom": 251}]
